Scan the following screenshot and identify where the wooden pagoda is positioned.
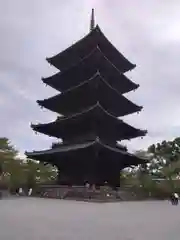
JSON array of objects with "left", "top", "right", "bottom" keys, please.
[{"left": 25, "top": 10, "right": 147, "bottom": 187}]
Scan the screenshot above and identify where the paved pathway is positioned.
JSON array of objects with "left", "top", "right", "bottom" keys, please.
[{"left": 0, "top": 198, "right": 179, "bottom": 240}]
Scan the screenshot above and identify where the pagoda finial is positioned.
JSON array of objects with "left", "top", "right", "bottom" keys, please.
[{"left": 90, "top": 8, "right": 95, "bottom": 32}]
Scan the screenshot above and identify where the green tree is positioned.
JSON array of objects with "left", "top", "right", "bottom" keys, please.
[
  {"left": 0, "top": 137, "right": 57, "bottom": 191},
  {"left": 135, "top": 138, "right": 180, "bottom": 195},
  {"left": 148, "top": 138, "right": 180, "bottom": 179},
  {"left": 0, "top": 137, "right": 24, "bottom": 190},
  {"left": 25, "top": 159, "right": 57, "bottom": 188}
]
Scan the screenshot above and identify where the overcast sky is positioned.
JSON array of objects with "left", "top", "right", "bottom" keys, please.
[{"left": 0, "top": 0, "right": 180, "bottom": 156}]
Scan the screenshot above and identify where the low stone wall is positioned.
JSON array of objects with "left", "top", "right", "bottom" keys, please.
[
  {"left": 0, "top": 190, "right": 10, "bottom": 198},
  {"left": 33, "top": 185, "right": 137, "bottom": 202}
]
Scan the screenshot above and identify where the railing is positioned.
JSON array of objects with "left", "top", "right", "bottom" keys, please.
[{"left": 34, "top": 184, "right": 138, "bottom": 201}]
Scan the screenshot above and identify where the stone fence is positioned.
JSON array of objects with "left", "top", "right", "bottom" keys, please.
[{"left": 33, "top": 185, "right": 138, "bottom": 201}]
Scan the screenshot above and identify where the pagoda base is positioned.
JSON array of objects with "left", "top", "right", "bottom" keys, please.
[
  {"left": 57, "top": 166, "right": 121, "bottom": 188},
  {"left": 34, "top": 184, "right": 136, "bottom": 202}
]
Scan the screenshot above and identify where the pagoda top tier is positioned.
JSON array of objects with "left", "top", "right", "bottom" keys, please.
[{"left": 46, "top": 25, "right": 135, "bottom": 73}]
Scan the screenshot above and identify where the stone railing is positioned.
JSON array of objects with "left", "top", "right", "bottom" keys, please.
[{"left": 33, "top": 185, "right": 138, "bottom": 201}]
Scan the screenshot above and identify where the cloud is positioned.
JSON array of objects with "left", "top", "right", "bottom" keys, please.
[{"left": 0, "top": 0, "right": 180, "bottom": 155}]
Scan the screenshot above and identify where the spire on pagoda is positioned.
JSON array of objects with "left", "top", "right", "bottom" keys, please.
[{"left": 90, "top": 8, "right": 95, "bottom": 31}]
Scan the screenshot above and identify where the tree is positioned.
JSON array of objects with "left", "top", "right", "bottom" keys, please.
[
  {"left": 0, "top": 137, "right": 57, "bottom": 191},
  {"left": 24, "top": 159, "right": 57, "bottom": 188},
  {"left": 0, "top": 137, "right": 23, "bottom": 189},
  {"left": 148, "top": 138, "right": 180, "bottom": 179},
  {"left": 148, "top": 138, "right": 180, "bottom": 165},
  {"left": 133, "top": 138, "right": 180, "bottom": 195}
]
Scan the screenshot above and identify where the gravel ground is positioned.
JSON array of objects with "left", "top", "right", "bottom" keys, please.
[{"left": 0, "top": 197, "right": 179, "bottom": 240}]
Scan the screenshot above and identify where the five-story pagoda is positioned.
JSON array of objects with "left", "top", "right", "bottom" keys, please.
[{"left": 25, "top": 10, "right": 147, "bottom": 187}]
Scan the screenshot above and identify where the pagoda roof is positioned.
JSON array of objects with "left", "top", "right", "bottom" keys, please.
[
  {"left": 43, "top": 47, "right": 138, "bottom": 94},
  {"left": 25, "top": 138, "right": 147, "bottom": 168},
  {"left": 46, "top": 25, "right": 135, "bottom": 72},
  {"left": 38, "top": 73, "right": 142, "bottom": 117},
  {"left": 31, "top": 104, "right": 147, "bottom": 141}
]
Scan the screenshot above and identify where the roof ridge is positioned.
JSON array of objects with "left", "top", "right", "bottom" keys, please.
[
  {"left": 32, "top": 103, "right": 123, "bottom": 127},
  {"left": 46, "top": 25, "right": 99, "bottom": 63}
]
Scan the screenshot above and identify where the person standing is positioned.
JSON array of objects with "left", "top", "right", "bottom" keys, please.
[
  {"left": 170, "top": 192, "right": 179, "bottom": 205},
  {"left": 174, "top": 192, "right": 179, "bottom": 205},
  {"left": 18, "top": 187, "right": 23, "bottom": 196},
  {"left": 28, "top": 188, "right": 32, "bottom": 196}
]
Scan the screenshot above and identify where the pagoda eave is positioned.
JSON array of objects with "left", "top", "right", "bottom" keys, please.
[
  {"left": 43, "top": 47, "right": 138, "bottom": 94},
  {"left": 37, "top": 98, "right": 142, "bottom": 118},
  {"left": 30, "top": 123, "right": 147, "bottom": 143},
  {"left": 46, "top": 25, "right": 135, "bottom": 73},
  {"left": 42, "top": 71, "right": 139, "bottom": 94},
  {"left": 37, "top": 73, "right": 143, "bottom": 117},
  {"left": 25, "top": 139, "right": 147, "bottom": 167},
  {"left": 30, "top": 104, "right": 147, "bottom": 141}
]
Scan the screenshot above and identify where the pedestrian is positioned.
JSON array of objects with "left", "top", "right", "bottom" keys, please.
[
  {"left": 18, "top": 187, "right": 23, "bottom": 196},
  {"left": 28, "top": 188, "right": 32, "bottom": 196},
  {"left": 170, "top": 192, "right": 179, "bottom": 205},
  {"left": 174, "top": 192, "right": 179, "bottom": 205}
]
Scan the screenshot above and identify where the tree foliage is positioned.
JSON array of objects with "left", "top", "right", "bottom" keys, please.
[
  {"left": 121, "top": 138, "right": 180, "bottom": 198},
  {"left": 0, "top": 137, "right": 57, "bottom": 190},
  {"left": 148, "top": 138, "right": 180, "bottom": 179}
]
